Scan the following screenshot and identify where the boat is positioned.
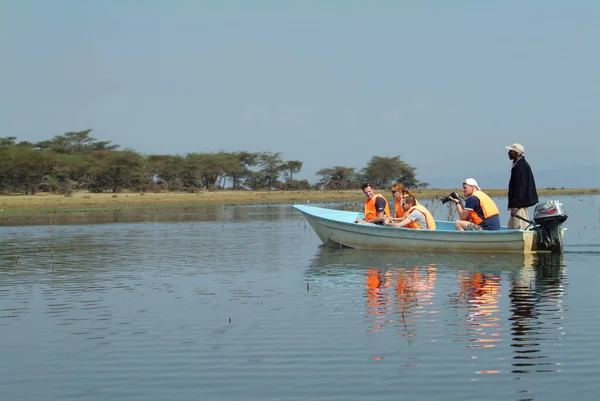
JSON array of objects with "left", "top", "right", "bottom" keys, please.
[{"left": 294, "top": 201, "right": 568, "bottom": 254}]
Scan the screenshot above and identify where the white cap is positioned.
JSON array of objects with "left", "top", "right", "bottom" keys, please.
[
  {"left": 505, "top": 143, "right": 525, "bottom": 155},
  {"left": 463, "top": 178, "right": 480, "bottom": 190}
]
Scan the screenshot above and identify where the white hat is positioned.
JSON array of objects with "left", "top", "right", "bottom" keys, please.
[
  {"left": 505, "top": 143, "right": 525, "bottom": 155},
  {"left": 463, "top": 178, "right": 480, "bottom": 190}
]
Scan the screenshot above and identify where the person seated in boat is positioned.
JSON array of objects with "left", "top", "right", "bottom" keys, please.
[
  {"left": 390, "top": 183, "right": 408, "bottom": 220},
  {"left": 449, "top": 178, "right": 501, "bottom": 231},
  {"left": 383, "top": 195, "right": 436, "bottom": 230},
  {"left": 354, "top": 183, "right": 390, "bottom": 225},
  {"left": 388, "top": 184, "right": 423, "bottom": 223}
]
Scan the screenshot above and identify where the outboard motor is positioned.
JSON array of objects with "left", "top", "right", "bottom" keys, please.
[{"left": 532, "top": 200, "right": 568, "bottom": 254}]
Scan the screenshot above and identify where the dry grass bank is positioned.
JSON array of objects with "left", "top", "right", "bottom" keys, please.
[{"left": 0, "top": 188, "right": 598, "bottom": 214}]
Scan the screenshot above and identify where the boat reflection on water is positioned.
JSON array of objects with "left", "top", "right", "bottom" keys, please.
[
  {"left": 451, "top": 268, "right": 503, "bottom": 350},
  {"left": 364, "top": 264, "right": 437, "bottom": 338},
  {"left": 509, "top": 253, "right": 566, "bottom": 375},
  {"left": 306, "top": 246, "right": 567, "bottom": 374}
]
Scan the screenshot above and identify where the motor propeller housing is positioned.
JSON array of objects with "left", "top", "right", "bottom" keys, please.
[
  {"left": 532, "top": 200, "right": 568, "bottom": 253},
  {"left": 533, "top": 200, "right": 568, "bottom": 225}
]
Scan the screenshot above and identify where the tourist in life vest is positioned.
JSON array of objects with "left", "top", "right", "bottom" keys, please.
[
  {"left": 390, "top": 182, "right": 408, "bottom": 219},
  {"left": 354, "top": 183, "right": 390, "bottom": 225},
  {"left": 383, "top": 195, "right": 436, "bottom": 230},
  {"left": 450, "top": 178, "right": 501, "bottom": 231}
]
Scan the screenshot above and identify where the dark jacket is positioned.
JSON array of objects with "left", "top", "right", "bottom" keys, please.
[{"left": 508, "top": 157, "right": 539, "bottom": 208}]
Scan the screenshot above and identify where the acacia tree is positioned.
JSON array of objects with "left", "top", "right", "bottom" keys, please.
[
  {"left": 210, "top": 152, "right": 255, "bottom": 189},
  {"left": 54, "top": 153, "right": 92, "bottom": 188},
  {"left": 283, "top": 178, "right": 311, "bottom": 190},
  {"left": 36, "top": 129, "right": 119, "bottom": 154},
  {"left": 281, "top": 160, "right": 303, "bottom": 182},
  {"left": 257, "top": 151, "right": 284, "bottom": 189},
  {"left": 244, "top": 171, "right": 268, "bottom": 190},
  {"left": 0, "top": 147, "right": 56, "bottom": 193},
  {"left": 0, "top": 137, "right": 17, "bottom": 146},
  {"left": 228, "top": 151, "right": 258, "bottom": 190},
  {"left": 362, "top": 156, "right": 420, "bottom": 188},
  {"left": 1, "top": 131, "right": 413, "bottom": 194},
  {"left": 146, "top": 154, "right": 186, "bottom": 190},
  {"left": 316, "top": 166, "right": 358, "bottom": 189},
  {"left": 394, "top": 164, "right": 420, "bottom": 188},
  {"left": 183, "top": 152, "right": 237, "bottom": 190},
  {"left": 87, "top": 150, "right": 145, "bottom": 192}
]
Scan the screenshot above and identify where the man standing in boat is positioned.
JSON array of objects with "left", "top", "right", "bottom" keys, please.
[
  {"left": 506, "top": 143, "right": 539, "bottom": 230},
  {"left": 450, "top": 178, "right": 501, "bottom": 231},
  {"left": 355, "top": 183, "right": 390, "bottom": 225},
  {"left": 383, "top": 195, "right": 436, "bottom": 230}
]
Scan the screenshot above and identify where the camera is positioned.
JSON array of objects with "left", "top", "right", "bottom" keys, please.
[{"left": 441, "top": 191, "right": 461, "bottom": 205}]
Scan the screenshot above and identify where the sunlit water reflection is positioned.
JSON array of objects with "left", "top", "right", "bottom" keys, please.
[{"left": 1, "top": 196, "right": 600, "bottom": 401}]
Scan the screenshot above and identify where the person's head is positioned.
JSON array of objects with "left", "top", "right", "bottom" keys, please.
[
  {"left": 505, "top": 143, "right": 524, "bottom": 161},
  {"left": 391, "top": 183, "right": 405, "bottom": 199},
  {"left": 402, "top": 195, "right": 416, "bottom": 210},
  {"left": 462, "top": 178, "right": 480, "bottom": 196},
  {"left": 361, "top": 183, "right": 375, "bottom": 199}
]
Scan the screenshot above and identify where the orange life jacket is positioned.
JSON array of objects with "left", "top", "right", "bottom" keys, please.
[
  {"left": 468, "top": 190, "right": 500, "bottom": 225},
  {"left": 405, "top": 204, "right": 437, "bottom": 230},
  {"left": 394, "top": 199, "right": 405, "bottom": 218},
  {"left": 364, "top": 194, "right": 391, "bottom": 220},
  {"left": 395, "top": 193, "right": 422, "bottom": 218}
]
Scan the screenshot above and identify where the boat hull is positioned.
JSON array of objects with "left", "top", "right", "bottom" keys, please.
[{"left": 295, "top": 204, "right": 538, "bottom": 254}]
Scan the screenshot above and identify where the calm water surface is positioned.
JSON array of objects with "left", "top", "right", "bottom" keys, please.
[{"left": 1, "top": 196, "right": 600, "bottom": 401}]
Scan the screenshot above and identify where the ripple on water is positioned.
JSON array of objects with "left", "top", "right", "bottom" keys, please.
[{"left": 2, "top": 202, "right": 600, "bottom": 401}]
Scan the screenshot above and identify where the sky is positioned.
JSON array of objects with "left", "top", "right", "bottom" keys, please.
[{"left": 1, "top": 1, "right": 599, "bottom": 188}]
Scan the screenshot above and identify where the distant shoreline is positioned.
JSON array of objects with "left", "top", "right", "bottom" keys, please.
[{"left": 1, "top": 188, "right": 598, "bottom": 216}]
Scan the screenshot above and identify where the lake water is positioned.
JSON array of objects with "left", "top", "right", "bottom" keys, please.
[{"left": 1, "top": 195, "right": 600, "bottom": 401}]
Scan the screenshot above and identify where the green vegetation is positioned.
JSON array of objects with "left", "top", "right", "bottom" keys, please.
[{"left": 0, "top": 129, "right": 422, "bottom": 195}]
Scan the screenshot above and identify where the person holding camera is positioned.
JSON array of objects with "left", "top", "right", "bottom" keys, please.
[
  {"left": 384, "top": 195, "right": 436, "bottom": 230},
  {"left": 449, "top": 178, "right": 501, "bottom": 231},
  {"left": 354, "top": 183, "right": 391, "bottom": 225}
]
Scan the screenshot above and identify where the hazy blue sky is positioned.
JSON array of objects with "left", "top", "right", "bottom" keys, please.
[{"left": 1, "top": 1, "right": 599, "bottom": 188}]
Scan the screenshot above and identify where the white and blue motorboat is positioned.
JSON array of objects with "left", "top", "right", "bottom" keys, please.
[{"left": 294, "top": 201, "right": 567, "bottom": 254}]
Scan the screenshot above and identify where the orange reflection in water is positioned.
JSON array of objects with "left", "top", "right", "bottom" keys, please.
[
  {"left": 455, "top": 270, "right": 503, "bottom": 349},
  {"left": 365, "top": 269, "right": 393, "bottom": 332},
  {"left": 365, "top": 265, "right": 437, "bottom": 334}
]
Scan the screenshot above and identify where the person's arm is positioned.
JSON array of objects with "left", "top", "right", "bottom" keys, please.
[
  {"left": 452, "top": 198, "right": 471, "bottom": 221},
  {"left": 366, "top": 197, "right": 388, "bottom": 224},
  {"left": 394, "top": 216, "right": 413, "bottom": 228},
  {"left": 387, "top": 209, "right": 424, "bottom": 228},
  {"left": 356, "top": 198, "right": 387, "bottom": 224},
  {"left": 368, "top": 210, "right": 386, "bottom": 225},
  {"left": 357, "top": 211, "right": 387, "bottom": 224},
  {"left": 384, "top": 215, "right": 410, "bottom": 227}
]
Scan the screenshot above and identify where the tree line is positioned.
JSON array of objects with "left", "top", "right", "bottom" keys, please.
[{"left": 0, "top": 129, "right": 425, "bottom": 194}]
